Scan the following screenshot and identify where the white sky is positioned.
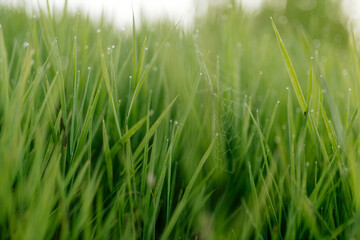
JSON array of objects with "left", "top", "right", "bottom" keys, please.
[
  {"left": 0, "top": 0, "right": 264, "bottom": 28},
  {"left": 0, "top": 0, "right": 360, "bottom": 32}
]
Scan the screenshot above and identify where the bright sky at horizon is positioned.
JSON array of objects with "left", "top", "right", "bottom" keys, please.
[{"left": 0, "top": 0, "right": 360, "bottom": 34}]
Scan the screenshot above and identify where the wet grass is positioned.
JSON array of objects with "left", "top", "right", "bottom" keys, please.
[{"left": 0, "top": 1, "right": 360, "bottom": 239}]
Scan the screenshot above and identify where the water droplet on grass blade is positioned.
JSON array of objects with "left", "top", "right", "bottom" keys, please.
[
  {"left": 146, "top": 172, "right": 156, "bottom": 188},
  {"left": 23, "top": 41, "right": 29, "bottom": 47},
  {"left": 97, "top": 29, "right": 101, "bottom": 33}
]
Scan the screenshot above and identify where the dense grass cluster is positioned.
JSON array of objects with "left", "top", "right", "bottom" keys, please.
[{"left": 1, "top": 0, "right": 360, "bottom": 239}]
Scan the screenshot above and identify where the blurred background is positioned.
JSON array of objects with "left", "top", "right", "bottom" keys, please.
[{"left": 1, "top": 0, "right": 360, "bottom": 35}]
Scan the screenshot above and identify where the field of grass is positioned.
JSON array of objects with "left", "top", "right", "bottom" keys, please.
[{"left": 0, "top": 0, "right": 360, "bottom": 239}]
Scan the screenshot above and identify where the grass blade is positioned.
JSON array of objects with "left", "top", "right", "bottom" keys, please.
[{"left": 271, "top": 18, "right": 307, "bottom": 113}]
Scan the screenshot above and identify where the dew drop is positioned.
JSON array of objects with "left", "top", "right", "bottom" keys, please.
[
  {"left": 321, "top": 89, "right": 326, "bottom": 93},
  {"left": 349, "top": 88, "right": 352, "bottom": 92},
  {"left": 23, "top": 41, "right": 29, "bottom": 48},
  {"left": 112, "top": 45, "right": 115, "bottom": 49},
  {"left": 146, "top": 172, "right": 156, "bottom": 188},
  {"left": 97, "top": 29, "right": 101, "bottom": 33},
  {"left": 286, "top": 87, "right": 289, "bottom": 90},
  {"left": 145, "top": 47, "right": 148, "bottom": 51},
  {"left": 200, "top": 72, "right": 203, "bottom": 76},
  {"left": 88, "top": 66, "right": 91, "bottom": 70},
  {"left": 129, "top": 75, "right": 132, "bottom": 79},
  {"left": 306, "top": 162, "right": 310, "bottom": 167},
  {"left": 175, "top": 121, "right": 178, "bottom": 125},
  {"left": 74, "top": 36, "right": 77, "bottom": 39}
]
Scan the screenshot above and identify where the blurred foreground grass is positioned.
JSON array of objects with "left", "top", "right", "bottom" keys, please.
[{"left": 0, "top": 0, "right": 360, "bottom": 239}]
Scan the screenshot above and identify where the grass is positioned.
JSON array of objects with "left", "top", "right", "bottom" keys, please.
[{"left": 0, "top": 0, "right": 360, "bottom": 239}]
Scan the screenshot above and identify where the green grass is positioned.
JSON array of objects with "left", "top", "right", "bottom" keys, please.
[{"left": 0, "top": 0, "right": 360, "bottom": 239}]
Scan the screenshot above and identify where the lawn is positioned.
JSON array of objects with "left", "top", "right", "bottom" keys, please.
[{"left": 0, "top": 0, "right": 359, "bottom": 239}]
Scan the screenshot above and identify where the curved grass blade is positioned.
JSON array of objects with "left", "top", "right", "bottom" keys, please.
[
  {"left": 110, "top": 117, "right": 147, "bottom": 158},
  {"left": 271, "top": 18, "right": 307, "bottom": 113}
]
